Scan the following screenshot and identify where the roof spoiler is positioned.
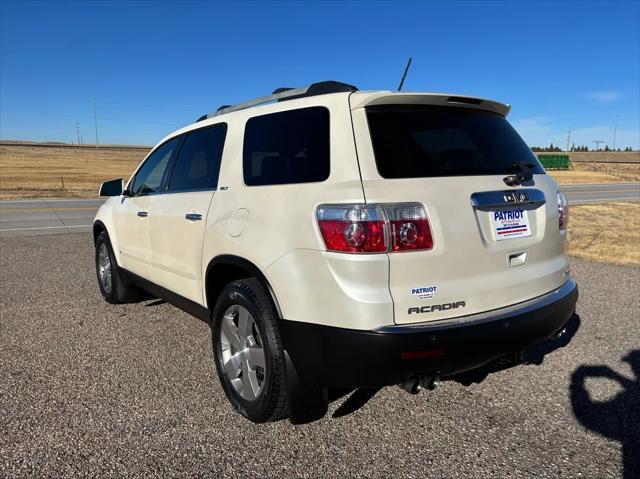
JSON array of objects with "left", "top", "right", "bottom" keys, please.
[{"left": 351, "top": 92, "right": 511, "bottom": 117}]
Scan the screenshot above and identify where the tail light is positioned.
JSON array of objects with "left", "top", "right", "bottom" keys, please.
[
  {"left": 557, "top": 191, "right": 569, "bottom": 230},
  {"left": 316, "top": 203, "right": 433, "bottom": 253},
  {"left": 316, "top": 204, "right": 387, "bottom": 253},
  {"left": 384, "top": 203, "right": 434, "bottom": 251}
]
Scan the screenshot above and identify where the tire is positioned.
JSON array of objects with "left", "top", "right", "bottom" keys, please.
[
  {"left": 212, "top": 278, "right": 288, "bottom": 423},
  {"left": 95, "top": 230, "right": 140, "bottom": 304}
]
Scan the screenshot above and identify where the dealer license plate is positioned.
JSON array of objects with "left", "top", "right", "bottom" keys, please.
[{"left": 491, "top": 208, "right": 531, "bottom": 240}]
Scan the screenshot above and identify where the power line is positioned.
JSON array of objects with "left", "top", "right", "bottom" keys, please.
[
  {"left": 0, "top": 89, "right": 209, "bottom": 113},
  {"left": 1, "top": 109, "right": 182, "bottom": 126}
]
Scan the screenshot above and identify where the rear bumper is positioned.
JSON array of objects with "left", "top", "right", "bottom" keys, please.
[{"left": 279, "top": 279, "right": 578, "bottom": 388}]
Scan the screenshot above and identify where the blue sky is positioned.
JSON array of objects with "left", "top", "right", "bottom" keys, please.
[{"left": 1, "top": 0, "right": 638, "bottom": 148}]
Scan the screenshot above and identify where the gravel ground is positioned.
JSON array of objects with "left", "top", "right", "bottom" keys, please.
[{"left": 0, "top": 233, "right": 638, "bottom": 478}]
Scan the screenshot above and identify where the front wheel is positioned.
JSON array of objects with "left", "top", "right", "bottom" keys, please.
[
  {"left": 95, "top": 230, "right": 140, "bottom": 304},
  {"left": 212, "top": 279, "right": 288, "bottom": 423}
]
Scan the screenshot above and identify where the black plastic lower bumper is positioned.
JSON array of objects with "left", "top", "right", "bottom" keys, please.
[{"left": 279, "top": 279, "right": 578, "bottom": 389}]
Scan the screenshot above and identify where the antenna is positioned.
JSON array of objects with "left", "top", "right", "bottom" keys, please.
[{"left": 397, "top": 57, "right": 412, "bottom": 91}]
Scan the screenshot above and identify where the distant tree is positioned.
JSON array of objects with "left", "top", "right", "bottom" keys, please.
[
  {"left": 604, "top": 145, "right": 610, "bottom": 152},
  {"left": 570, "top": 142, "right": 576, "bottom": 152}
]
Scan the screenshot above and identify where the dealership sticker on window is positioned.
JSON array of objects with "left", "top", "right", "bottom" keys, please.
[{"left": 411, "top": 285, "right": 438, "bottom": 300}]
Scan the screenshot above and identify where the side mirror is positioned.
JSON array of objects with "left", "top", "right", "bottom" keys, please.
[{"left": 98, "top": 178, "right": 125, "bottom": 197}]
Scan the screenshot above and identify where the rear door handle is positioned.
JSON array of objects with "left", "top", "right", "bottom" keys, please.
[
  {"left": 185, "top": 213, "right": 202, "bottom": 221},
  {"left": 137, "top": 211, "right": 148, "bottom": 218}
]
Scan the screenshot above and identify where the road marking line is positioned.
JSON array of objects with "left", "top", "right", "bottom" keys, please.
[
  {"left": 569, "top": 197, "right": 640, "bottom": 204},
  {"left": 0, "top": 198, "right": 104, "bottom": 203},
  {"left": 0, "top": 224, "right": 92, "bottom": 232},
  {"left": 565, "top": 189, "right": 640, "bottom": 194},
  {"left": 0, "top": 207, "right": 99, "bottom": 213},
  {"left": 559, "top": 182, "right": 640, "bottom": 187}
]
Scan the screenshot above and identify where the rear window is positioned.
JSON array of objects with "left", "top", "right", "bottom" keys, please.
[
  {"left": 366, "top": 105, "right": 544, "bottom": 178},
  {"left": 243, "top": 107, "right": 330, "bottom": 186}
]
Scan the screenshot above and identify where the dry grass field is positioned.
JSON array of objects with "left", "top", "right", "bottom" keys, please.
[
  {"left": 1, "top": 143, "right": 639, "bottom": 199},
  {"left": 541, "top": 150, "right": 640, "bottom": 183},
  {"left": 560, "top": 151, "right": 640, "bottom": 163},
  {"left": 567, "top": 202, "right": 640, "bottom": 265},
  {"left": 1, "top": 143, "right": 638, "bottom": 265},
  {"left": 0, "top": 143, "right": 149, "bottom": 198},
  {"left": 548, "top": 159, "right": 640, "bottom": 184}
]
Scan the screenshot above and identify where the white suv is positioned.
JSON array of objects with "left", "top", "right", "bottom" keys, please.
[{"left": 94, "top": 81, "right": 578, "bottom": 423}]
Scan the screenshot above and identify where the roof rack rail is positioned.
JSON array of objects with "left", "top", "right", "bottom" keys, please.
[{"left": 196, "top": 81, "right": 358, "bottom": 121}]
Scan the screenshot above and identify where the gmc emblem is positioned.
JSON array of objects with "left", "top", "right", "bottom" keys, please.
[{"left": 504, "top": 192, "right": 529, "bottom": 203}]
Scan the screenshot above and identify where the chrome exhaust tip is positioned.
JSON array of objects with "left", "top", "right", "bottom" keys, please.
[
  {"left": 399, "top": 375, "right": 440, "bottom": 394},
  {"left": 398, "top": 378, "right": 421, "bottom": 395}
]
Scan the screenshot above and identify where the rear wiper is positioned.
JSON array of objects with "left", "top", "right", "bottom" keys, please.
[{"left": 503, "top": 162, "right": 534, "bottom": 187}]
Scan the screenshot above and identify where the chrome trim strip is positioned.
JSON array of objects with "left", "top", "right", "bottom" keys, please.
[
  {"left": 470, "top": 189, "right": 546, "bottom": 209},
  {"left": 376, "top": 278, "right": 576, "bottom": 333}
]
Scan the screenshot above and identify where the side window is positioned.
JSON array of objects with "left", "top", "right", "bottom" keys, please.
[
  {"left": 243, "top": 107, "right": 330, "bottom": 186},
  {"left": 167, "top": 124, "right": 227, "bottom": 192},
  {"left": 131, "top": 137, "right": 181, "bottom": 195}
]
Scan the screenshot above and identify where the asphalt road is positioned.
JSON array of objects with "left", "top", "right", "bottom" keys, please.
[
  {"left": 560, "top": 182, "right": 640, "bottom": 205},
  {"left": 0, "top": 198, "right": 102, "bottom": 237},
  {"left": 1, "top": 182, "right": 638, "bottom": 237},
  {"left": 1, "top": 233, "right": 638, "bottom": 478}
]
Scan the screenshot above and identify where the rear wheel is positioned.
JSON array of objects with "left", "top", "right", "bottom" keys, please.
[
  {"left": 95, "top": 230, "right": 140, "bottom": 304},
  {"left": 212, "top": 279, "right": 288, "bottom": 423}
]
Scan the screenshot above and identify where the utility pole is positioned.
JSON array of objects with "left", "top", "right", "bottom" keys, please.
[
  {"left": 93, "top": 96, "right": 99, "bottom": 149},
  {"left": 76, "top": 121, "right": 81, "bottom": 147},
  {"left": 612, "top": 115, "right": 618, "bottom": 151},
  {"left": 592, "top": 140, "right": 603, "bottom": 171},
  {"left": 566, "top": 126, "right": 572, "bottom": 155}
]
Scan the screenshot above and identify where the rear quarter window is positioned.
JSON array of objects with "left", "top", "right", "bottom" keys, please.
[
  {"left": 366, "top": 105, "right": 544, "bottom": 179},
  {"left": 167, "top": 123, "right": 227, "bottom": 192},
  {"left": 243, "top": 107, "right": 330, "bottom": 186}
]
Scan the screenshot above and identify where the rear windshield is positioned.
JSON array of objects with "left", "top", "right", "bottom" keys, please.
[{"left": 366, "top": 105, "right": 544, "bottom": 178}]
